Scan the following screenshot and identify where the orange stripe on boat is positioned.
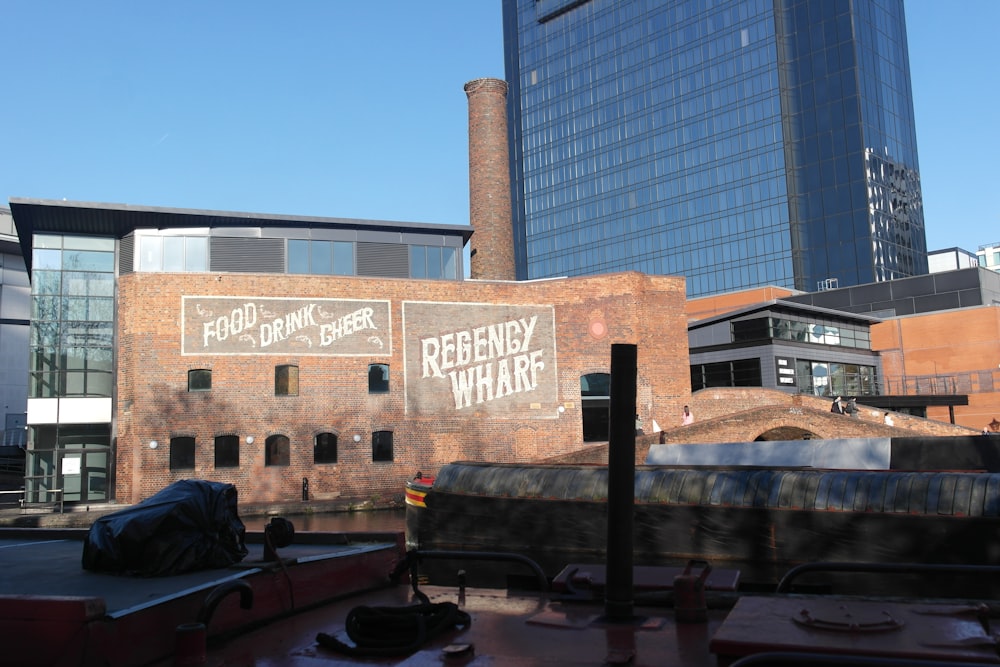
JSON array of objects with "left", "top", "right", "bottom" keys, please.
[{"left": 405, "top": 489, "right": 427, "bottom": 507}]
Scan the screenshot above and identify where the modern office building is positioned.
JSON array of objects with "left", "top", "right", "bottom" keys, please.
[
  {"left": 978, "top": 241, "right": 1000, "bottom": 273},
  {"left": 928, "top": 247, "right": 979, "bottom": 273},
  {"left": 688, "top": 299, "right": 882, "bottom": 399},
  {"left": 0, "top": 207, "right": 29, "bottom": 447},
  {"left": 688, "top": 267, "right": 1000, "bottom": 429},
  {"left": 502, "top": 0, "right": 928, "bottom": 297}
]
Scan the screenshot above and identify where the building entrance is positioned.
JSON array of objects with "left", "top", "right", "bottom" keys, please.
[{"left": 25, "top": 424, "right": 110, "bottom": 506}]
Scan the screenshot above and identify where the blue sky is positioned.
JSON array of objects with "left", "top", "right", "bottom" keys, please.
[{"left": 2, "top": 1, "right": 995, "bottom": 256}]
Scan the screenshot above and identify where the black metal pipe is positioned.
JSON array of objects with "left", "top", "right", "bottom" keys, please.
[{"left": 605, "top": 343, "right": 637, "bottom": 621}]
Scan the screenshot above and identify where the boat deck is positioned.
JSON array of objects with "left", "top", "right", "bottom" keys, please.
[
  {"left": 6, "top": 529, "right": 1000, "bottom": 666},
  {"left": 181, "top": 582, "right": 1000, "bottom": 667},
  {"left": 185, "top": 582, "right": 737, "bottom": 667},
  {"left": 0, "top": 528, "right": 405, "bottom": 667},
  {"left": 0, "top": 532, "right": 391, "bottom": 611}
]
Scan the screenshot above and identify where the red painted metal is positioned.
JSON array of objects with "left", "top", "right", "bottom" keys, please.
[
  {"left": 674, "top": 560, "right": 713, "bottom": 623},
  {"left": 0, "top": 532, "right": 406, "bottom": 666},
  {"left": 710, "top": 596, "right": 1000, "bottom": 665}
]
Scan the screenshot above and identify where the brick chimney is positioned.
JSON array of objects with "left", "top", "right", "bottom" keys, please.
[{"left": 464, "top": 78, "right": 515, "bottom": 281}]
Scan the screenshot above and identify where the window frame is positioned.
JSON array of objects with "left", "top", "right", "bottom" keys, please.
[
  {"left": 314, "top": 432, "right": 338, "bottom": 464},
  {"left": 368, "top": 363, "right": 390, "bottom": 393},
  {"left": 214, "top": 434, "right": 240, "bottom": 468},
  {"left": 372, "top": 430, "right": 393, "bottom": 462},
  {"left": 275, "top": 364, "right": 299, "bottom": 396},
  {"left": 265, "top": 434, "right": 290, "bottom": 466},
  {"left": 169, "top": 436, "right": 196, "bottom": 470},
  {"left": 188, "top": 369, "right": 212, "bottom": 392}
]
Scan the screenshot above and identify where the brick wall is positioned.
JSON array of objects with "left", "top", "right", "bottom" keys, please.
[
  {"left": 465, "top": 77, "right": 515, "bottom": 281},
  {"left": 544, "top": 388, "right": 979, "bottom": 465},
  {"left": 115, "top": 271, "right": 688, "bottom": 505},
  {"left": 685, "top": 286, "right": 798, "bottom": 322},
  {"left": 872, "top": 306, "right": 1000, "bottom": 430}
]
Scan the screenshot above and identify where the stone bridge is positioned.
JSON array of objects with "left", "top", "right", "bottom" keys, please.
[{"left": 547, "top": 387, "right": 980, "bottom": 465}]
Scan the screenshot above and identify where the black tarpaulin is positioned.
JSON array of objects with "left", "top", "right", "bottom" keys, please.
[{"left": 82, "top": 479, "right": 248, "bottom": 576}]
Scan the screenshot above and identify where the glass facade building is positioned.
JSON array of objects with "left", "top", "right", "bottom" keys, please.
[
  {"left": 10, "top": 198, "right": 471, "bottom": 506},
  {"left": 502, "top": 0, "right": 928, "bottom": 297}
]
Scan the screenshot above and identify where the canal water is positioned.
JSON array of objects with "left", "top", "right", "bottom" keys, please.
[{"left": 241, "top": 508, "right": 406, "bottom": 533}]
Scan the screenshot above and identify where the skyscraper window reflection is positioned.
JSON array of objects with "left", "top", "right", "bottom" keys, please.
[{"left": 503, "top": 0, "right": 928, "bottom": 297}]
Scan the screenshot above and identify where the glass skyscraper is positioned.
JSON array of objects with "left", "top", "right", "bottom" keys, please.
[{"left": 502, "top": 0, "right": 927, "bottom": 297}]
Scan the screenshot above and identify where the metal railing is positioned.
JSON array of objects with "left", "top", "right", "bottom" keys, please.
[
  {"left": 17, "top": 487, "right": 63, "bottom": 513},
  {"left": 0, "top": 489, "right": 23, "bottom": 509},
  {"left": 881, "top": 368, "right": 999, "bottom": 396}
]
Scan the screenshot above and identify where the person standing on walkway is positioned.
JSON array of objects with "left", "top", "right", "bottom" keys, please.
[{"left": 681, "top": 405, "right": 694, "bottom": 426}]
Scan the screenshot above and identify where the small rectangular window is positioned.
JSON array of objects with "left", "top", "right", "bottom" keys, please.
[
  {"left": 311, "top": 241, "right": 333, "bottom": 275},
  {"left": 442, "top": 247, "right": 457, "bottom": 279},
  {"left": 163, "top": 237, "right": 184, "bottom": 272},
  {"left": 288, "top": 240, "right": 310, "bottom": 274},
  {"left": 170, "top": 436, "right": 196, "bottom": 469},
  {"left": 333, "top": 242, "right": 354, "bottom": 275},
  {"left": 426, "top": 247, "right": 442, "bottom": 279},
  {"left": 410, "top": 246, "right": 426, "bottom": 278},
  {"left": 139, "top": 236, "right": 163, "bottom": 271},
  {"left": 185, "top": 237, "right": 209, "bottom": 271},
  {"left": 215, "top": 435, "right": 239, "bottom": 468},
  {"left": 188, "top": 369, "right": 212, "bottom": 391},
  {"left": 372, "top": 430, "right": 393, "bottom": 462},
  {"left": 275, "top": 365, "right": 299, "bottom": 396}
]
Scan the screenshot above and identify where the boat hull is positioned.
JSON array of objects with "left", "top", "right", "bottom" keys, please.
[{"left": 407, "top": 462, "right": 1000, "bottom": 591}]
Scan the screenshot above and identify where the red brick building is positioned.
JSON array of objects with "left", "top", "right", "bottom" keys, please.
[{"left": 116, "top": 270, "right": 687, "bottom": 505}]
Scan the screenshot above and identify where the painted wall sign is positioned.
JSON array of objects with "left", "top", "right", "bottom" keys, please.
[
  {"left": 182, "top": 296, "right": 391, "bottom": 355},
  {"left": 403, "top": 301, "right": 557, "bottom": 416}
]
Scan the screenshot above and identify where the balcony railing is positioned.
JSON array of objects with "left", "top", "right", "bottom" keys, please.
[{"left": 881, "top": 369, "right": 999, "bottom": 396}]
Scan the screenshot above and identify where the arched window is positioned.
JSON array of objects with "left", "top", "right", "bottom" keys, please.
[
  {"left": 580, "top": 373, "right": 610, "bottom": 442},
  {"left": 368, "top": 364, "right": 389, "bottom": 393},
  {"left": 265, "top": 434, "right": 290, "bottom": 466},
  {"left": 314, "top": 432, "right": 337, "bottom": 464}
]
